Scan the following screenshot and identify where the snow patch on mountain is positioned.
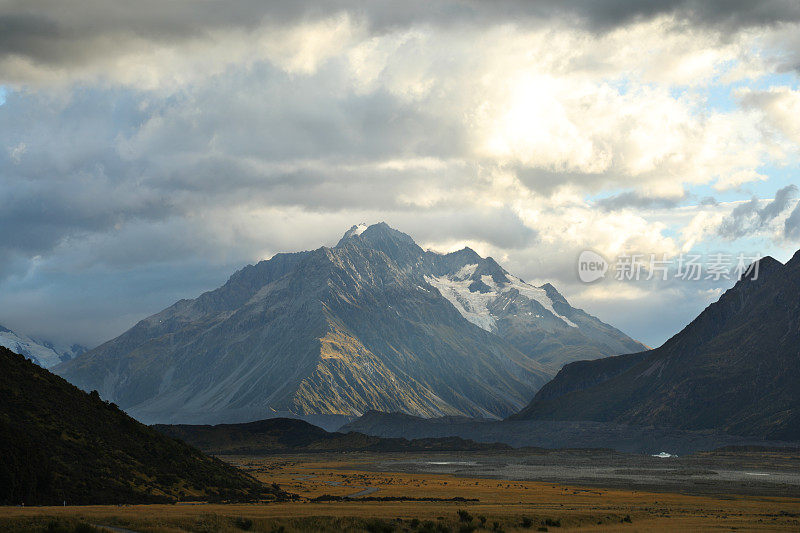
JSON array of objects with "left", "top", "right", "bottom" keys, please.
[
  {"left": 425, "top": 272, "right": 577, "bottom": 331},
  {"left": 0, "top": 326, "right": 87, "bottom": 369},
  {"left": 341, "top": 223, "right": 369, "bottom": 240},
  {"left": 425, "top": 274, "right": 498, "bottom": 331},
  {"left": 506, "top": 275, "right": 577, "bottom": 327},
  {"left": 454, "top": 263, "right": 478, "bottom": 280}
]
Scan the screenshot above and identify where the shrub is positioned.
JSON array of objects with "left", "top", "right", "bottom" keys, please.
[
  {"left": 234, "top": 516, "right": 254, "bottom": 530},
  {"left": 365, "top": 518, "right": 396, "bottom": 533},
  {"left": 45, "top": 521, "right": 98, "bottom": 533},
  {"left": 418, "top": 520, "right": 450, "bottom": 533}
]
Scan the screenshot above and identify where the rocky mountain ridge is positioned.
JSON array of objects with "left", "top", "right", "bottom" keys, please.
[{"left": 514, "top": 254, "right": 800, "bottom": 441}]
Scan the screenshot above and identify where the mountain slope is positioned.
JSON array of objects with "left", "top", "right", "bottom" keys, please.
[
  {"left": 56, "top": 223, "right": 641, "bottom": 425},
  {"left": 154, "top": 417, "right": 511, "bottom": 454},
  {"left": 0, "top": 324, "right": 87, "bottom": 369},
  {"left": 514, "top": 254, "right": 800, "bottom": 441},
  {"left": 0, "top": 346, "right": 287, "bottom": 506}
]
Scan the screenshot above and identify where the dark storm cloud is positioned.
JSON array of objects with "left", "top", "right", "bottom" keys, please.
[
  {"left": 2, "top": 0, "right": 799, "bottom": 78},
  {"left": 567, "top": 0, "right": 800, "bottom": 31},
  {"left": 785, "top": 201, "right": 800, "bottom": 240},
  {"left": 127, "top": 63, "right": 468, "bottom": 164},
  {"left": 0, "top": 253, "right": 243, "bottom": 346},
  {"left": 398, "top": 208, "right": 539, "bottom": 250},
  {"left": 514, "top": 168, "right": 613, "bottom": 196},
  {"left": 760, "top": 184, "right": 799, "bottom": 222},
  {"left": 0, "top": 88, "right": 174, "bottom": 269},
  {"left": 700, "top": 196, "right": 719, "bottom": 206},
  {"left": 0, "top": 13, "right": 65, "bottom": 60},
  {"left": 0, "top": 69, "right": 474, "bottom": 287},
  {"left": 595, "top": 191, "right": 686, "bottom": 211},
  {"left": 718, "top": 185, "right": 798, "bottom": 239},
  {"left": 0, "top": 1, "right": 271, "bottom": 67}
]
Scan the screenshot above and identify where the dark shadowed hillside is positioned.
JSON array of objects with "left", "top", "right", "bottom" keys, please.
[
  {"left": 340, "top": 410, "right": 796, "bottom": 455},
  {"left": 0, "top": 346, "right": 288, "bottom": 506},
  {"left": 154, "top": 417, "right": 512, "bottom": 454},
  {"left": 514, "top": 254, "right": 800, "bottom": 441}
]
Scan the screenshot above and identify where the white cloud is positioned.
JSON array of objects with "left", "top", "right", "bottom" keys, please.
[
  {"left": 738, "top": 86, "right": 800, "bottom": 145},
  {"left": 1, "top": 5, "right": 799, "bottom": 346},
  {"left": 338, "top": 18, "right": 791, "bottom": 194}
]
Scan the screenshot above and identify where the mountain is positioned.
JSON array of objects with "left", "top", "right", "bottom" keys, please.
[
  {"left": 154, "top": 417, "right": 511, "bottom": 454},
  {"left": 514, "top": 254, "right": 800, "bottom": 441},
  {"left": 0, "top": 345, "right": 287, "bottom": 506},
  {"left": 55, "top": 223, "right": 642, "bottom": 426},
  {"left": 0, "top": 324, "right": 87, "bottom": 369}
]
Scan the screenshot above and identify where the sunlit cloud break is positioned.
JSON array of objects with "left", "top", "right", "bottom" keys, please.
[{"left": 0, "top": 0, "right": 799, "bottom": 348}]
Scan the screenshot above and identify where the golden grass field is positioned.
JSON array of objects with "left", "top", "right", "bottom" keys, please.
[{"left": 2, "top": 453, "right": 800, "bottom": 532}]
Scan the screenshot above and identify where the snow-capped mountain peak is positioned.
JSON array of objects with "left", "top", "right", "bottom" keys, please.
[
  {"left": 425, "top": 265, "right": 577, "bottom": 332},
  {"left": 343, "top": 223, "right": 368, "bottom": 239},
  {"left": 0, "top": 325, "right": 87, "bottom": 369}
]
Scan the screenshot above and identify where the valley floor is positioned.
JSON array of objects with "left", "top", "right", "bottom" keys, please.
[{"left": 3, "top": 451, "right": 800, "bottom": 532}]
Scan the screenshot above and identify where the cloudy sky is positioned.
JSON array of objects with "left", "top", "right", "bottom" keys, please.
[{"left": 1, "top": 0, "right": 799, "bottom": 348}]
